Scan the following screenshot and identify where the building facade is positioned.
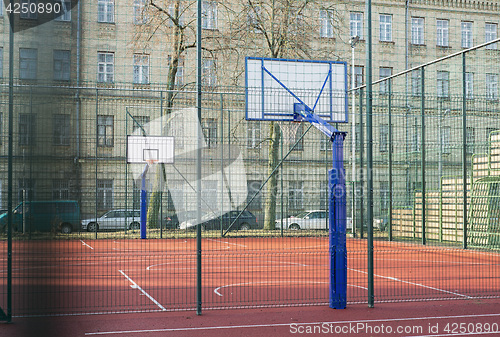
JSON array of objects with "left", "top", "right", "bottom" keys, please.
[{"left": 0, "top": 0, "right": 499, "bottom": 229}]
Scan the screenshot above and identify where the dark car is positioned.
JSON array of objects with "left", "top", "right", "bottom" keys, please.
[{"left": 180, "top": 210, "right": 258, "bottom": 231}]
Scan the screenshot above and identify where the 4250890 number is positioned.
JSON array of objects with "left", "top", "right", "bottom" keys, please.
[
  {"left": 6, "top": 2, "right": 62, "bottom": 15},
  {"left": 444, "top": 322, "right": 499, "bottom": 334}
]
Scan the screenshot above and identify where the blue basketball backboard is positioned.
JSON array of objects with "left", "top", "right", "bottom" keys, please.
[{"left": 245, "top": 57, "right": 348, "bottom": 123}]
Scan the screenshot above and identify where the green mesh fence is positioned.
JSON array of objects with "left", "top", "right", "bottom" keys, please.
[{"left": 1, "top": 0, "right": 500, "bottom": 318}]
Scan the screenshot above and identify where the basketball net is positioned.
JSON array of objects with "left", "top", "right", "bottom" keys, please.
[{"left": 277, "top": 120, "right": 301, "bottom": 146}]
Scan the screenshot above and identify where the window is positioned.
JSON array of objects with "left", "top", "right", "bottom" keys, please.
[
  {"left": 412, "top": 69, "right": 422, "bottom": 96},
  {"left": 354, "top": 66, "right": 364, "bottom": 87},
  {"left": 441, "top": 126, "right": 451, "bottom": 154},
  {"left": 202, "top": 118, "right": 217, "bottom": 148},
  {"left": 461, "top": 21, "right": 473, "bottom": 48},
  {"left": 18, "top": 179, "right": 35, "bottom": 202},
  {"left": 97, "top": 115, "right": 114, "bottom": 147},
  {"left": 290, "top": 123, "right": 304, "bottom": 151},
  {"left": 320, "top": 135, "right": 330, "bottom": 151},
  {"left": 55, "top": 0, "right": 71, "bottom": 21},
  {"left": 133, "top": 54, "right": 149, "bottom": 84},
  {"left": 379, "top": 124, "right": 389, "bottom": 153},
  {"left": 320, "top": 181, "right": 328, "bottom": 210},
  {"left": 52, "top": 180, "right": 69, "bottom": 200},
  {"left": 132, "top": 116, "right": 150, "bottom": 134},
  {"left": 465, "top": 72, "right": 474, "bottom": 99},
  {"left": 98, "top": 0, "right": 114, "bottom": 23},
  {"left": 20, "top": 0, "right": 37, "bottom": 19},
  {"left": 320, "top": 10, "right": 334, "bottom": 38},
  {"left": 133, "top": 0, "right": 147, "bottom": 24},
  {"left": 411, "top": 127, "right": 420, "bottom": 152},
  {"left": 466, "top": 127, "right": 475, "bottom": 154},
  {"left": 379, "top": 14, "right": 392, "bottom": 42},
  {"left": 19, "top": 48, "right": 37, "bottom": 80},
  {"left": 97, "top": 52, "right": 114, "bottom": 83},
  {"left": 289, "top": 11, "right": 305, "bottom": 36},
  {"left": 166, "top": 3, "right": 184, "bottom": 27},
  {"left": 202, "top": 58, "right": 216, "bottom": 87},
  {"left": 436, "top": 19, "right": 449, "bottom": 47},
  {"left": 379, "top": 67, "right": 392, "bottom": 94},
  {"left": 380, "top": 182, "right": 389, "bottom": 211},
  {"left": 201, "top": 1, "right": 217, "bottom": 30},
  {"left": 437, "top": 71, "right": 449, "bottom": 98},
  {"left": 247, "top": 122, "right": 261, "bottom": 149},
  {"left": 19, "top": 114, "right": 35, "bottom": 146},
  {"left": 486, "top": 127, "right": 496, "bottom": 143},
  {"left": 97, "top": 179, "right": 113, "bottom": 209},
  {"left": 411, "top": 17, "right": 424, "bottom": 45},
  {"left": 53, "top": 114, "right": 70, "bottom": 146},
  {"left": 350, "top": 12, "right": 363, "bottom": 39},
  {"left": 167, "top": 56, "right": 184, "bottom": 86},
  {"left": 248, "top": 5, "right": 262, "bottom": 33},
  {"left": 485, "top": 23, "right": 498, "bottom": 50},
  {"left": 53, "top": 50, "right": 70, "bottom": 81},
  {"left": 289, "top": 181, "right": 303, "bottom": 210},
  {"left": 247, "top": 180, "right": 262, "bottom": 209},
  {"left": 486, "top": 74, "right": 498, "bottom": 100}
]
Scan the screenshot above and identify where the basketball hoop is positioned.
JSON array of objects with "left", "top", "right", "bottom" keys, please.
[
  {"left": 277, "top": 120, "right": 301, "bottom": 146},
  {"left": 146, "top": 159, "right": 158, "bottom": 166}
]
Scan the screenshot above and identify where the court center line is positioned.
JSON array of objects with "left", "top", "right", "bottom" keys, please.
[
  {"left": 349, "top": 268, "right": 472, "bottom": 299},
  {"left": 118, "top": 270, "right": 166, "bottom": 311},
  {"left": 80, "top": 240, "right": 94, "bottom": 250},
  {"left": 84, "top": 313, "right": 500, "bottom": 335},
  {"left": 207, "top": 238, "right": 247, "bottom": 247}
]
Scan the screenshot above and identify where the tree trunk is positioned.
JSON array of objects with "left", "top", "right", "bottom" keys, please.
[{"left": 263, "top": 121, "right": 281, "bottom": 230}]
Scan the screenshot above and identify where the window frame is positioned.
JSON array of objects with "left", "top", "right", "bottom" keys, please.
[
  {"left": 436, "top": 19, "right": 449, "bottom": 47},
  {"left": 379, "top": 14, "right": 392, "bottom": 42},
  {"left": 97, "top": 52, "right": 114, "bottom": 83},
  {"left": 411, "top": 17, "right": 425, "bottom": 45},
  {"left": 350, "top": 12, "right": 363, "bottom": 39},
  {"left": 461, "top": 21, "right": 473, "bottom": 48},
  {"left": 53, "top": 49, "right": 71, "bottom": 81},
  {"left": 98, "top": 0, "right": 114, "bottom": 23}
]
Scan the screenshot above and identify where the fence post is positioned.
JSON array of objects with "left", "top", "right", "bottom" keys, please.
[
  {"left": 462, "top": 53, "right": 468, "bottom": 249},
  {"left": 359, "top": 88, "right": 364, "bottom": 239},
  {"left": 388, "top": 80, "right": 393, "bottom": 241},
  {"left": 420, "top": 67, "right": 426, "bottom": 245}
]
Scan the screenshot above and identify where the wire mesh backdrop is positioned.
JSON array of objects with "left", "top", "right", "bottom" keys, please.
[{"left": 0, "top": 0, "right": 500, "bottom": 318}]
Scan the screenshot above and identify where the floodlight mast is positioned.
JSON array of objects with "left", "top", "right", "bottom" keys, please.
[{"left": 294, "top": 103, "right": 347, "bottom": 309}]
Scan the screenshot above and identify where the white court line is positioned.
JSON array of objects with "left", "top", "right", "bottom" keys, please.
[
  {"left": 349, "top": 268, "right": 472, "bottom": 299},
  {"left": 118, "top": 270, "right": 166, "bottom": 311},
  {"left": 207, "top": 238, "right": 248, "bottom": 247},
  {"left": 80, "top": 240, "right": 94, "bottom": 250},
  {"left": 409, "top": 332, "right": 500, "bottom": 337},
  {"left": 85, "top": 313, "right": 500, "bottom": 336}
]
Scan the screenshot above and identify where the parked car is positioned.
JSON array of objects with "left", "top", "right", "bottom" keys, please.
[
  {"left": 81, "top": 210, "right": 141, "bottom": 232},
  {"left": 0, "top": 200, "right": 80, "bottom": 234},
  {"left": 275, "top": 210, "right": 358, "bottom": 231},
  {"left": 180, "top": 210, "right": 258, "bottom": 231},
  {"left": 275, "top": 210, "right": 329, "bottom": 230}
]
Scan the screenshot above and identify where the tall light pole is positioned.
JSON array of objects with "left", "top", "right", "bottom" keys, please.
[{"left": 350, "top": 36, "right": 359, "bottom": 238}]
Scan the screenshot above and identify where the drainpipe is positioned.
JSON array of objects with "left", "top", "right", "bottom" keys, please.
[{"left": 75, "top": 0, "right": 82, "bottom": 160}]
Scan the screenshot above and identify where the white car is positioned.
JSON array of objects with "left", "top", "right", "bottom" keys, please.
[
  {"left": 275, "top": 211, "right": 355, "bottom": 231},
  {"left": 275, "top": 210, "right": 330, "bottom": 230},
  {"left": 81, "top": 210, "right": 141, "bottom": 232}
]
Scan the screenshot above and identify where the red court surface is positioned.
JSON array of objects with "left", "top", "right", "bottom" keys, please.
[{"left": 3, "top": 298, "right": 500, "bottom": 337}]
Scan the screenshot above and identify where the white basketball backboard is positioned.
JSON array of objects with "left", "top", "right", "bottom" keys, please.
[
  {"left": 245, "top": 57, "right": 348, "bottom": 123},
  {"left": 126, "top": 136, "right": 175, "bottom": 164}
]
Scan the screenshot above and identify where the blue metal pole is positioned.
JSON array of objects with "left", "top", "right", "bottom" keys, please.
[
  {"left": 140, "top": 165, "right": 148, "bottom": 239},
  {"left": 329, "top": 131, "right": 347, "bottom": 309}
]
